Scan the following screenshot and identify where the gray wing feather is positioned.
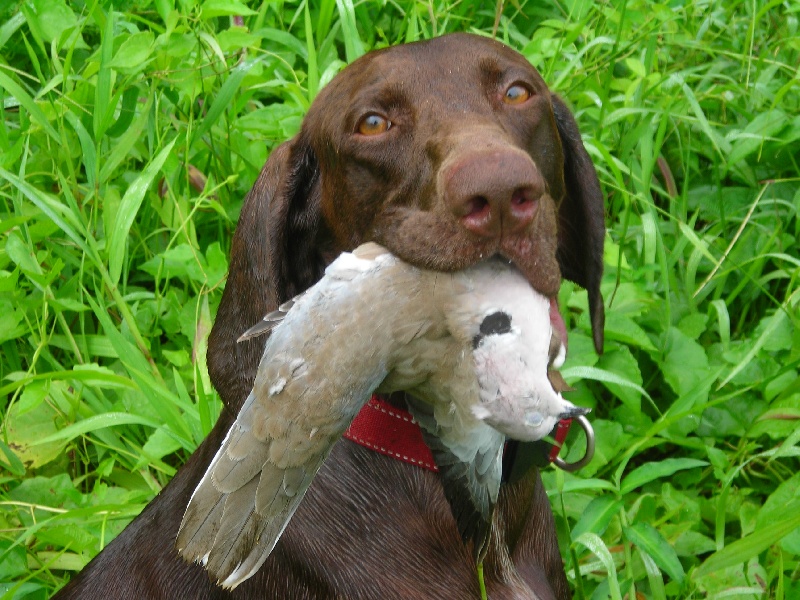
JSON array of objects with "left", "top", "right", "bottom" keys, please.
[
  {"left": 236, "top": 296, "right": 303, "bottom": 343},
  {"left": 205, "top": 477, "right": 261, "bottom": 582},
  {"left": 176, "top": 477, "right": 226, "bottom": 561},
  {"left": 406, "top": 396, "right": 503, "bottom": 562}
]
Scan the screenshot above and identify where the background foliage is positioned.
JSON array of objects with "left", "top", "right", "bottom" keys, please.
[{"left": 0, "top": 0, "right": 798, "bottom": 598}]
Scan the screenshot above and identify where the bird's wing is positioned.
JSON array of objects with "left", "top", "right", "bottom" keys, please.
[
  {"left": 405, "top": 395, "right": 504, "bottom": 562},
  {"left": 177, "top": 244, "right": 403, "bottom": 588},
  {"left": 177, "top": 360, "right": 378, "bottom": 588},
  {"left": 236, "top": 297, "right": 302, "bottom": 342},
  {"left": 236, "top": 242, "right": 393, "bottom": 343}
]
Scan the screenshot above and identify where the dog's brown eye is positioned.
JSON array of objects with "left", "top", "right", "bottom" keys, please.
[
  {"left": 357, "top": 114, "right": 391, "bottom": 136},
  {"left": 503, "top": 84, "right": 531, "bottom": 105}
]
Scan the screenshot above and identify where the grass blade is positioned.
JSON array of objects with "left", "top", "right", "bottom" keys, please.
[
  {"left": 107, "top": 139, "right": 177, "bottom": 286},
  {"left": 620, "top": 459, "right": 708, "bottom": 495},
  {"left": 30, "top": 413, "right": 162, "bottom": 446},
  {"left": 693, "top": 505, "right": 800, "bottom": 579},
  {"left": 624, "top": 522, "right": 685, "bottom": 584},
  {"left": 0, "top": 70, "right": 59, "bottom": 142},
  {"left": 188, "top": 62, "right": 251, "bottom": 149},
  {"left": 334, "top": 0, "right": 365, "bottom": 62},
  {"left": 574, "top": 533, "right": 622, "bottom": 600}
]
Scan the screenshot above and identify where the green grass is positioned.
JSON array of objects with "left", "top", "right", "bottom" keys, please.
[{"left": 0, "top": 0, "right": 798, "bottom": 598}]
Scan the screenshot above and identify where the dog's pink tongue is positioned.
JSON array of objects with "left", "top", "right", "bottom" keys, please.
[
  {"left": 549, "top": 297, "right": 567, "bottom": 352},
  {"left": 548, "top": 297, "right": 571, "bottom": 394}
]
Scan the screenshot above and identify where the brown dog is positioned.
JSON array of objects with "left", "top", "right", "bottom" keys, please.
[{"left": 55, "top": 33, "right": 604, "bottom": 600}]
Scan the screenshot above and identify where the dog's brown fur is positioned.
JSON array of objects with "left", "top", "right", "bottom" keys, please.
[{"left": 55, "top": 33, "right": 604, "bottom": 600}]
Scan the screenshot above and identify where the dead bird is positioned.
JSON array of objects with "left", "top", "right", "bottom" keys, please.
[{"left": 176, "top": 242, "right": 587, "bottom": 589}]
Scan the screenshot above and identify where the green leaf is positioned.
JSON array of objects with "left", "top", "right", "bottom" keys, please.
[
  {"left": 662, "top": 327, "right": 712, "bottom": 400},
  {"left": 603, "top": 312, "right": 657, "bottom": 351},
  {"left": 727, "top": 109, "right": 787, "bottom": 166},
  {"left": 639, "top": 549, "right": 668, "bottom": 600},
  {"left": 625, "top": 522, "right": 685, "bottom": 584},
  {"left": 304, "top": 3, "right": 318, "bottom": 101},
  {"left": 50, "top": 297, "right": 90, "bottom": 312},
  {"left": 0, "top": 367, "right": 135, "bottom": 398},
  {"left": 65, "top": 111, "right": 97, "bottom": 189},
  {"left": 5, "top": 230, "right": 42, "bottom": 276},
  {"left": 556, "top": 478, "right": 617, "bottom": 494},
  {"left": 200, "top": 0, "right": 257, "bottom": 19},
  {"left": 335, "top": 0, "right": 365, "bottom": 62},
  {"left": 216, "top": 27, "right": 260, "bottom": 52},
  {"left": 109, "top": 31, "right": 155, "bottom": 71},
  {"left": 756, "top": 472, "right": 800, "bottom": 553},
  {"left": 0, "top": 71, "right": 60, "bottom": 143},
  {"left": 189, "top": 61, "right": 251, "bottom": 148},
  {"left": 709, "top": 299, "right": 731, "bottom": 349},
  {"left": 28, "top": 0, "right": 78, "bottom": 43},
  {"left": 693, "top": 502, "right": 800, "bottom": 579},
  {"left": 17, "top": 380, "right": 49, "bottom": 415},
  {"left": 105, "top": 86, "right": 140, "bottom": 138},
  {"left": 257, "top": 27, "right": 308, "bottom": 60},
  {"left": 574, "top": 533, "right": 622, "bottom": 600},
  {"left": 139, "top": 243, "right": 209, "bottom": 284},
  {"left": 107, "top": 139, "right": 177, "bottom": 286},
  {"left": 31, "top": 413, "right": 162, "bottom": 446},
  {"left": 100, "top": 94, "right": 153, "bottom": 180},
  {"left": 0, "top": 12, "right": 25, "bottom": 52},
  {"left": 562, "top": 365, "right": 652, "bottom": 400},
  {"left": 0, "top": 439, "right": 26, "bottom": 476},
  {"left": 571, "top": 495, "right": 622, "bottom": 540},
  {"left": 719, "top": 307, "right": 791, "bottom": 388},
  {"left": 620, "top": 458, "right": 708, "bottom": 495},
  {"left": 139, "top": 427, "right": 183, "bottom": 464},
  {"left": 6, "top": 399, "right": 66, "bottom": 468},
  {"left": 667, "top": 72, "right": 730, "bottom": 158},
  {"left": 596, "top": 347, "right": 643, "bottom": 413},
  {"left": 87, "top": 296, "right": 194, "bottom": 447},
  {"left": 93, "top": 9, "right": 114, "bottom": 140}
]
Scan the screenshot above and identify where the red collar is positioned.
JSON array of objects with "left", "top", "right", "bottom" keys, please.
[
  {"left": 344, "top": 396, "right": 439, "bottom": 471},
  {"left": 344, "top": 395, "right": 572, "bottom": 471}
]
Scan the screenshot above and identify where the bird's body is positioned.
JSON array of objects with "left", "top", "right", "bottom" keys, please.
[{"left": 177, "top": 243, "right": 586, "bottom": 589}]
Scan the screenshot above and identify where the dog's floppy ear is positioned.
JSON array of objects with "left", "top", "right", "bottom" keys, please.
[
  {"left": 551, "top": 96, "right": 605, "bottom": 354},
  {"left": 207, "top": 135, "right": 326, "bottom": 412}
]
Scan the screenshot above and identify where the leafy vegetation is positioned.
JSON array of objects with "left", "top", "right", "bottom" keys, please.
[{"left": 0, "top": 0, "right": 798, "bottom": 597}]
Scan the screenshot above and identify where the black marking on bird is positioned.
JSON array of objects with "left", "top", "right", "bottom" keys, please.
[{"left": 472, "top": 311, "right": 513, "bottom": 349}]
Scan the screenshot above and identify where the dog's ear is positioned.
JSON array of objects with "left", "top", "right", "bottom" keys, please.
[
  {"left": 207, "top": 135, "right": 326, "bottom": 412},
  {"left": 551, "top": 96, "right": 605, "bottom": 354}
]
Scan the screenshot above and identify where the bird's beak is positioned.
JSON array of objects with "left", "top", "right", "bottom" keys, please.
[{"left": 558, "top": 405, "right": 591, "bottom": 420}]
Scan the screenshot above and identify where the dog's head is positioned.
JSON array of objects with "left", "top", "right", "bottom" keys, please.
[{"left": 209, "top": 33, "right": 605, "bottom": 412}]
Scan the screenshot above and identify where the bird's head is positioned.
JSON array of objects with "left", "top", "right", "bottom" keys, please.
[{"left": 442, "top": 258, "right": 588, "bottom": 442}]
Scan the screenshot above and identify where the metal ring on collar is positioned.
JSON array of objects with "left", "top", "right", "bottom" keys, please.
[{"left": 552, "top": 415, "right": 595, "bottom": 472}]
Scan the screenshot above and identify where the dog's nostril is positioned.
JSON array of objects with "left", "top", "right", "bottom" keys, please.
[
  {"left": 466, "top": 196, "right": 490, "bottom": 217},
  {"left": 511, "top": 188, "right": 531, "bottom": 207},
  {"left": 508, "top": 187, "right": 538, "bottom": 225}
]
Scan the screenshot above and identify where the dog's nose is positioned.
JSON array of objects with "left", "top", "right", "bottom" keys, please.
[{"left": 444, "top": 149, "right": 544, "bottom": 238}]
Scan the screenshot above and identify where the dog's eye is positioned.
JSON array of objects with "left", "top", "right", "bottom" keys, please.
[
  {"left": 357, "top": 113, "right": 392, "bottom": 136},
  {"left": 503, "top": 84, "right": 531, "bottom": 105}
]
